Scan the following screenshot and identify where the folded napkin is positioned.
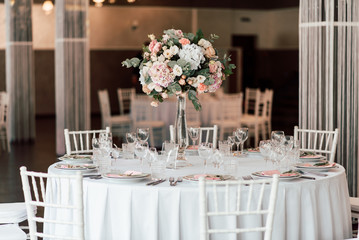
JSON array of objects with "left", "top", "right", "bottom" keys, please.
[
  {"left": 261, "top": 170, "right": 297, "bottom": 177},
  {"left": 187, "top": 145, "right": 198, "bottom": 150},
  {"left": 124, "top": 170, "right": 142, "bottom": 176}
]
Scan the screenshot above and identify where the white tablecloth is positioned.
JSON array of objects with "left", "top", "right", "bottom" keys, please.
[{"left": 48, "top": 155, "right": 352, "bottom": 240}]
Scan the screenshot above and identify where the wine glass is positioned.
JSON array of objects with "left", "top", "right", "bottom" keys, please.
[
  {"left": 188, "top": 127, "right": 200, "bottom": 146},
  {"left": 271, "top": 130, "right": 285, "bottom": 145},
  {"left": 137, "top": 128, "right": 150, "bottom": 143},
  {"left": 126, "top": 132, "right": 137, "bottom": 144},
  {"left": 259, "top": 140, "right": 272, "bottom": 165},
  {"left": 233, "top": 131, "right": 242, "bottom": 153},
  {"left": 236, "top": 127, "right": 248, "bottom": 153},
  {"left": 134, "top": 142, "right": 149, "bottom": 169},
  {"left": 198, "top": 143, "right": 213, "bottom": 172},
  {"left": 147, "top": 147, "right": 158, "bottom": 167},
  {"left": 227, "top": 136, "right": 236, "bottom": 154}
]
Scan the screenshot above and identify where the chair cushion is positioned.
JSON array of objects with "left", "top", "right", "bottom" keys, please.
[
  {"left": 0, "top": 224, "right": 27, "bottom": 240},
  {"left": 0, "top": 203, "right": 27, "bottom": 224},
  {"left": 350, "top": 197, "right": 359, "bottom": 212}
]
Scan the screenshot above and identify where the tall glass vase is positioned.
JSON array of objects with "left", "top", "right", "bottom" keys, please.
[{"left": 174, "top": 93, "right": 188, "bottom": 162}]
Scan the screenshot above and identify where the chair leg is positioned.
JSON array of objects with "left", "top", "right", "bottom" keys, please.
[{"left": 254, "top": 125, "right": 259, "bottom": 148}]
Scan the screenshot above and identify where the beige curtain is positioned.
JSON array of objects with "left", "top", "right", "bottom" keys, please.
[
  {"left": 55, "top": 0, "right": 90, "bottom": 155},
  {"left": 299, "top": 0, "right": 359, "bottom": 195}
]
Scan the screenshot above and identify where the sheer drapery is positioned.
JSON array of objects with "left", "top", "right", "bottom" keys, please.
[
  {"left": 5, "top": 0, "right": 35, "bottom": 142},
  {"left": 299, "top": 0, "right": 359, "bottom": 195},
  {"left": 55, "top": 0, "right": 90, "bottom": 154}
]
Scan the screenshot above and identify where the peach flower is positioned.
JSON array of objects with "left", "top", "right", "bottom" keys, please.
[
  {"left": 205, "top": 46, "right": 216, "bottom": 58},
  {"left": 142, "top": 85, "right": 151, "bottom": 94},
  {"left": 179, "top": 38, "right": 190, "bottom": 46},
  {"left": 179, "top": 79, "right": 186, "bottom": 85},
  {"left": 197, "top": 83, "right": 208, "bottom": 93}
]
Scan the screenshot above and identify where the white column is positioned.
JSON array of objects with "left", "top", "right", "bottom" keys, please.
[
  {"left": 299, "top": 0, "right": 359, "bottom": 195},
  {"left": 55, "top": 0, "right": 90, "bottom": 155},
  {"left": 5, "top": 0, "right": 36, "bottom": 142}
]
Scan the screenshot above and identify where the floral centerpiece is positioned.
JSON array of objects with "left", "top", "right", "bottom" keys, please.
[{"left": 122, "top": 29, "right": 235, "bottom": 111}]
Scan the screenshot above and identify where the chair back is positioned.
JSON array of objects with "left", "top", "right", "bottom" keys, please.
[
  {"left": 220, "top": 93, "right": 243, "bottom": 121},
  {"left": 20, "top": 166, "right": 84, "bottom": 240},
  {"left": 294, "top": 126, "right": 339, "bottom": 163},
  {"left": 0, "top": 92, "right": 9, "bottom": 127},
  {"left": 170, "top": 125, "right": 218, "bottom": 148},
  {"left": 98, "top": 90, "right": 112, "bottom": 128},
  {"left": 64, "top": 127, "right": 110, "bottom": 155},
  {"left": 199, "top": 175, "right": 279, "bottom": 240},
  {"left": 244, "top": 88, "right": 261, "bottom": 117},
  {"left": 131, "top": 95, "right": 154, "bottom": 122},
  {"left": 261, "top": 89, "right": 273, "bottom": 120},
  {"left": 117, "top": 88, "right": 135, "bottom": 115}
]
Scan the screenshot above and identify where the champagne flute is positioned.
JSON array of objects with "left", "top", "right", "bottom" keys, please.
[
  {"left": 233, "top": 131, "right": 242, "bottom": 153},
  {"left": 228, "top": 136, "right": 236, "bottom": 154},
  {"left": 134, "top": 142, "right": 149, "bottom": 170},
  {"left": 188, "top": 127, "right": 200, "bottom": 146},
  {"left": 236, "top": 127, "right": 248, "bottom": 153},
  {"left": 137, "top": 128, "right": 150, "bottom": 143}
]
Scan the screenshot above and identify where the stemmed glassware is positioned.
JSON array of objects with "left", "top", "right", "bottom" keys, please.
[
  {"left": 235, "top": 127, "right": 248, "bottom": 154},
  {"left": 137, "top": 128, "right": 149, "bottom": 143},
  {"left": 259, "top": 140, "right": 272, "bottom": 165},
  {"left": 198, "top": 143, "right": 213, "bottom": 172},
  {"left": 134, "top": 142, "right": 149, "bottom": 170},
  {"left": 126, "top": 132, "right": 137, "bottom": 144},
  {"left": 271, "top": 130, "right": 285, "bottom": 145},
  {"left": 188, "top": 127, "right": 200, "bottom": 146},
  {"left": 227, "top": 136, "right": 236, "bottom": 154},
  {"left": 233, "top": 131, "right": 242, "bottom": 153}
]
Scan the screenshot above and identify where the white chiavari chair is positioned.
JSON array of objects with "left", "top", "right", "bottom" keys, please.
[
  {"left": 199, "top": 175, "right": 279, "bottom": 240},
  {"left": 211, "top": 93, "right": 243, "bottom": 140},
  {"left": 262, "top": 89, "right": 274, "bottom": 139},
  {"left": 169, "top": 125, "right": 218, "bottom": 148},
  {"left": 240, "top": 88, "right": 267, "bottom": 147},
  {"left": 0, "top": 91, "right": 10, "bottom": 152},
  {"left": 64, "top": 127, "right": 110, "bottom": 155},
  {"left": 0, "top": 202, "right": 32, "bottom": 240},
  {"left": 20, "top": 166, "right": 84, "bottom": 240},
  {"left": 98, "top": 89, "right": 131, "bottom": 139},
  {"left": 117, "top": 88, "right": 135, "bottom": 115},
  {"left": 293, "top": 126, "right": 339, "bottom": 163},
  {"left": 131, "top": 94, "right": 166, "bottom": 146}
]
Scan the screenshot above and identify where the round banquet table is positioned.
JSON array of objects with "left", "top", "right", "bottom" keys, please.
[{"left": 48, "top": 154, "right": 352, "bottom": 240}]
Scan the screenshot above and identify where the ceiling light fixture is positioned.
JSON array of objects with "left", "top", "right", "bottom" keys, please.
[
  {"left": 42, "top": 0, "right": 54, "bottom": 15},
  {"left": 93, "top": 0, "right": 105, "bottom": 7},
  {"left": 127, "top": 0, "right": 135, "bottom": 3}
]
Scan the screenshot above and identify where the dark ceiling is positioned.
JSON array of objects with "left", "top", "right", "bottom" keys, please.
[{"left": 26, "top": 0, "right": 299, "bottom": 10}]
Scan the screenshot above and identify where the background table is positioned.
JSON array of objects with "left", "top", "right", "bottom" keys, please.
[{"left": 48, "top": 154, "right": 352, "bottom": 240}]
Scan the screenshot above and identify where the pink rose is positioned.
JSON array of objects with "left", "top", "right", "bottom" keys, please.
[
  {"left": 175, "top": 30, "right": 184, "bottom": 38},
  {"left": 149, "top": 40, "right": 162, "bottom": 54},
  {"left": 197, "top": 83, "right": 208, "bottom": 93},
  {"left": 209, "top": 62, "right": 218, "bottom": 73},
  {"left": 179, "top": 38, "right": 190, "bottom": 46}
]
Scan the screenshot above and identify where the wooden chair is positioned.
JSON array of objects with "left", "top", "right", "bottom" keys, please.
[
  {"left": 293, "top": 126, "right": 339, "bottom": 163},
  {"left": 169, "top": 125, "right": 218, "bottom": 148},
  {"left": 20, "top": 166, "right": 84, "bottom": 240},
  {"left": 0, "top": 92, "right": 10, "bottom": 152},
  {"left": 64, "top": 127, "right": 110, "bottom": 155},
  {"left": 98, "top": 89, "right": 131, "bottom": 139},
  {"left": 131, "top": 95, "right": 166, "bottom": 146},
  {"left": 199, "top": 175, "right": 279, "bottom": 240},
  {"left": 240, "top": 88, "right": 267, "bottom": 147},
  {"left": 262, "top": 89, "right": 274, "bottom": 139},
  {"left": 117, "top": 88, "right": 135, "bottom": 115},
  {"left": 211, "top": 93, "right": 243, "bottom": 140}
]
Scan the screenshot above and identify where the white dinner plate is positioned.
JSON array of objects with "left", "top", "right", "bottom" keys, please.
[
  {"left": 295, "top": 162, "right": 337, "bottom": 172},
  {"left": 251, "top": 171, "right": 302, "bottom": 180},
  {"left": 58, "top": 155, "right": 93, "bottom": 164},
  {"left": 183, "top": 174, "right": 234, "bottom": 182},
  {"left": 54, "top": 163, "right": 97, "bottom": 173},
  {"left": 102, "top": 172, "right": 150, "bottom": 183}
]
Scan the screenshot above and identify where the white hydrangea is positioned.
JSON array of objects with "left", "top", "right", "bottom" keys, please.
[
  {"left": 173, "top": 65, "right": 183, "bottom": 76},
  {"left": 163, "top": 49, "right": 173, "bottom": 59},
  {"left": 158, "top": 55, "right": 165, "bottom": 62},
  {"left": 170, "top": 45, "right": 179, "bottom": 55},
  {"left": 139, "top": 66, "right": 150, "bottom": 85},
  {"left": 197, "top": 75, "right": 206, "bottom": 83},
  {"left": 178, "top": 44, "right": 205, "bottom": 70}
]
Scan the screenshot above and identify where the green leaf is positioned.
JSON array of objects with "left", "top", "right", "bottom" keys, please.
[
  {"left": 174, "top": 83, "right": 182, "bottom": 92},
  {"left": 176, "top": 59, "right": 187, "bottom": 68},
  {"left": 204, "top": 78, "right": 215, "bottom": 85},
  {"left": 197, "top": 68, "right": 210, "bottom": 77},
  {"left": 188, "top": 90, "right": 198, "bottom": 101},
  {"left": 193, "top": 29, "right": 204, "bottom": 44},
  {"left": 185, "top": 33, "right": 195, "bottom": 41},
  {"left": 167, "top": 61, "right": 177, "bottom": 68},
  {"left": 144, "top": 76, "right": 152, "bottom": 85},
  {"left": 121, "top": 57, "right": 141, "bottom": 68},
  {"left": 192, "top": 100, "right": 202, "bottom": 111}
]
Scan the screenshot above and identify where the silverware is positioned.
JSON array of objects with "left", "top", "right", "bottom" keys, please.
[
  {"left": 146, "top": 179, "right": 164, "bottom": 186},
  {"left": 90, "top": 176, "right": 102, "bottom": 179},
  {"left": 169, "top": 177, "right": 175, "bottom": 186},
  {"left": 83, "top": 174, "right": 101, "bottom": 178},
  {"left": 152, "top": 179, "right": 166, "bottom": 186},
  {"left": 172, "top": 177, "right": 183, "bottom": 186},
  {"left": 300, "top": 176, "right": 316, "bottom": 180}
]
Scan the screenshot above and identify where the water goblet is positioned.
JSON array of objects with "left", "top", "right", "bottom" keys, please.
[
  {"left": 137, "top": 128, "right": 150, "bottom": 143},
  {"left": 271, "top": 130, "right": 285, "bottom": 145},
  {"left": 188, "top": 127, "right": 200, "bottom": 146},
  {"left": 236, "top": 127, "right": 249, "bottom": 153},
  {"left": 126, "top": 132, "right": 137, "bottom": 144},
  {"left": 134, "top": 142, "right": 149, "bottom": 170}
]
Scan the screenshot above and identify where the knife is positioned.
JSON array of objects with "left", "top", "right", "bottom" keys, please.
[
  {"left": 300, "top": 176, "right": 316, "bottom": 180},
  {"left": 146, "top": 179, "right": 165, "bottom": 186}
]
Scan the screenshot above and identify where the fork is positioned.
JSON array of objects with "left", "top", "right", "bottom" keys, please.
[
  {"left": 169, "top": 177, "right": 175, "bottom": 186},
  {"left": 172, "top": 177, "right": 183, "bottom": 186}
]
